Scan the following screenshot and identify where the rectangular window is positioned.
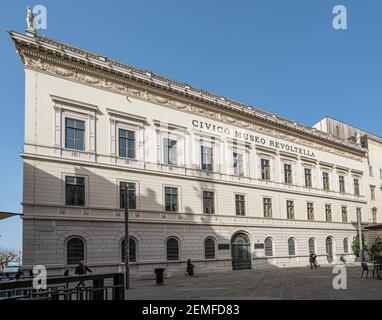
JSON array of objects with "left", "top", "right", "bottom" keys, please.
[
  {"left": 307, "top": 202, "right": 314, "bottom": 221},
  {"left": 203, "top": 191, "right": 215, "bottom": 214},
  {"left": 201, "top": 145, "right": 213, "bottom": 171},
  {"left": 284, "top": 164, "right": 293, "bottom": 184},
  {"left": 354, "top": 179, "right": 360, "bottom": 195},
  {"left": 371, "top": 186, "right": 376, "bottom": 201},
  {"left": 263, "top": 198, "right": 272, "bottom": 218},
  {"left": 304, "top": 168, "right": 312, "bottom": 188},
  {"left": 235, "top": 194, "right": 246, "bottom": 216},
  {"left": 339, "top": 175, "right": 345, "bottom": 193},
  {"left": 286, "top": 200, "right": 294, "bottom": 219},
  {"left": 341, "top": 206, "right": 348, "bottom": 223},
  {"left": 380, "top": 169, "right": 382, "bottom": 180},
  {"left": 233, "top": 152, "right": 244, "bottom": 176},
  {"left": 323, "top": 172, "right": 330, "bottom": 191},
  {"left": 163, "top": 138, "right": 177, "bottom": 165},
  {"left": 164, "top": 187, "right": 179, "bottom": 212},
  {"left": 372, "top": 208, "right": 377, "bottom": 223},
  {"left": 325, "top": 204, "right": 332, "bottom": 222},
  {"left": 261, "top": 159, "right": 271, "bottom": 181},
  {"left": 119, "top": 182, "right": 136, "bottom": 209},
  {"left": 119, "top": 129, "right": 136, "bottom": 159},
  {"left": 369, "top": 166, "right": 374, "bottom": 177},
  {"left": 65, "top": 176, "right": 85, "bottom": 206},
  {"left": 65, "top": 118, "right": 85, "bottom": 151}
]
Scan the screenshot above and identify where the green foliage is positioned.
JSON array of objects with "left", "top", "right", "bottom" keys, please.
[
  {"left": 367, "top": 237, "right": 382, "bottom": 258},
  {"left": 352, "top": 234, "right": 367, "bottom": 256}
]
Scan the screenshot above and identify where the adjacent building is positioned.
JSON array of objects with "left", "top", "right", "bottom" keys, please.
[
  {"left": 10, "top": 30, "right": 370, "bottom": 277},
  {"left": 314, "top": 117, "right": 382, "bottom": 245}
]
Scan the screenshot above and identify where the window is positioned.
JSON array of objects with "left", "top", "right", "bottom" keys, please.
[
  {"left": 201, "top": 145, "right": 213, "bottom": 171},
  {"left": 323, "top": 172, "right": 330, "bottom": 191},
  {"left": 325, "top": 204, "right": 332, "bottom": 222},
  {"left": 354, "top": 179, "right": 360, "bottom": 195},
  {"left": 284, "top": 164, "right": 293, "bottom": 184},
  {"left": 261, "top": 159, "right": 271, "bottom": 180},
  {"left": 343, "top": 238, "right": 349, "bottom": 254},
  {"left": 163, "top": 138, "right": 177, "bottom": 165},
  {"left": 119, "top": 182, "right": 136, "bottom": 209},
  {"left": 286, "top": 200, "right": 295, "bottom": 219},
  {"left": 339, "top": 175, "right": 345, "bottom": 193},
  {"left": 165, "top": 187, "right": 179, "bottom": 212},
  {"left": 65, "top": 176, "right": 85, "bottom": 206},
  {"left": 203, "top": 191, "right": 215, "bottom": 214},
  {"left": 67, "top": 237, "right": 85, "bottom": 265},
  {"left": 264, "top": 238, "right": 273, "bottom": 257},
  {"left": 369, "top": 166, "right": 374, "bottom": 177},
  {"left": 204, "top": 238, "right": 215, "bottom": 259},
  {"left": 288, "top": 238, "right": 296, "bottom": 256},
  {"left": 341, "top": 206, "right": 348, "bottom": 223},
  {"left": 119, "top": 129, "right": 136, "bottom": 159},
  {"left": 263, "top": 198, "right": 272, "bottom": 218},
  {"left": 307, "top": 202, "right": 314, "bottom": 221},
  {"left": 233, "top": 152, "right": 244, "bottom": 176},
  {"left": 65, "top": 118, "right": 85, "bottom": 151},
  {"left": 305, "top": 168, "right": 312, "bottom": 188},
  {"left": 380, "top": 169, "right": 382, "bottom": 180},
  {"left": 121, "top": 237, "right": 137, "bottom": 262},
  {"left": 166, "top": 238, "right": 179, "bottom": 261},
  {"left": 372, "top": 208, "right": 377, "bottom": 223},
  {"left": 308, "top": 238, "right": 315, "bottom": 254},
  {"left": 235, "top": 194, "right": 246, "bottom": 216},
  {"left": 371, "top": 186, "right": 376, "bottom": 201}
]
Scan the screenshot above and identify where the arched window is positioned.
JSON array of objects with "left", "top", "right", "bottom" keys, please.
[
  {"left": 204, "top": 238, "right": 215, "bottom": 259},
  {"left": 166, "top": 237, "right": 179, "bottom": 261},
  {"left": 264, "top": 238, "right": 273, "bottom": 257},
  {"left": 288, "top": 238, "right": 296, "bottom": 256},
  {"left": 308, "top": 238, "right": 315, "bottom": 254},
  {"left": 343, "top": 238, "right": 349, "bottom": 254},
  {"left": 67, "top": 237, "right": 85, "bottom": 265},
  {"left": 121, "top": 237, "right": 137, "bottom": 262}
]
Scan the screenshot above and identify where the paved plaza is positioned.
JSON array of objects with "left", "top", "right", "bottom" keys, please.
[{"left": 125, "top": 265, "right": 382, "bottom": 300}]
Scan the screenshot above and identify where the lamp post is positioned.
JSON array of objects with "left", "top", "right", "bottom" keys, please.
[
  {"left": 124, "top": 187, "right": 130, "bottom": 289},
  {"left": 357, "top": 208, "right": 364, "bottom": 263}
]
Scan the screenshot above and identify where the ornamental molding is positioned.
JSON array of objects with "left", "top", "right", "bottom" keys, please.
[{"left": 9, "top": 30, "right": 365, "bottom": 161}]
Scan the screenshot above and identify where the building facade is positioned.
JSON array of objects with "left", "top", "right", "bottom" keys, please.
[
  {"left": 10, "top": 30, "right": 369, "bottom": 277},
  {"left": 314, "top": 117, "right": 382, "bottom": 246}
]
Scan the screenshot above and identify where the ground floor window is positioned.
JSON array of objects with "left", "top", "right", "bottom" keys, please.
[
  {"left": 166, "top": 237, "right": 179, "bottom": 261},
  {"left": 121, "top": 237, "right": 137, "bottom": 262},
  {"left": 204, "top": 238, "right": 215, "bottom": 259},
  {"left": 66, "top": 237, "right": 85, "bottom": 265}
]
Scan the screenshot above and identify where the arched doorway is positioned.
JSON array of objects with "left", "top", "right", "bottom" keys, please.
[
  {"left": 326, "top": 237, "right": 334, "bottom": 263},
  {"left": 231, "top": 233, "right": 251, "bottom": 270}
]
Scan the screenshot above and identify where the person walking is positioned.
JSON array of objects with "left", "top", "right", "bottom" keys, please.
[
  {"left": 75, "top": 260, "right": 92, "bottom": 288},
  {"left": 309, "top": 251, "right": 318, "bottom": 269},
  {"left": 186, "top": 259, "right": 194, "bottom": 276}
]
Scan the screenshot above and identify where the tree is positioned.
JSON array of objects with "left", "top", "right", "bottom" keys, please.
[
  {"left": 0, "top": 248, "right": 19, "bottom": 273},
  {"left": 352, "top": 234, "right": 368, "bottom": 257},
  {"left": 367, "top": 237, "right": 382, "bottom": 259}
]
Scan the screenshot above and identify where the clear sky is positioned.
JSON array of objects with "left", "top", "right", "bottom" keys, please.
[{"left": 0, "top": 1, "right": 381, "bottom": 252}]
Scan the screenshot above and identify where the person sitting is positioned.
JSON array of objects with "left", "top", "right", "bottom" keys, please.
[{"left": 186, "top": 259, "right": 194, "bottom": 276}]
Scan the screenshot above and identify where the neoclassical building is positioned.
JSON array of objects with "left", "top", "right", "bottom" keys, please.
[{"left": 9, "top": 30, "right": 369, "bottom": 277}]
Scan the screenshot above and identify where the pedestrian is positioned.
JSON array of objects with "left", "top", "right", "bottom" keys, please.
[
  {"left": 340, "top": 255, "right": 347, "bottom": 264},
  {"left": 309, "top": 251, "right": 318, "bottom": 269},
  {"left": 185, "top": 259, "right": 194, "bottom": 276},
  {"left": 75, "top": 260, "right": 92, "bottom": 287},
  {"left": 14, "top": 268, "right": 24, "bottom": 280}
]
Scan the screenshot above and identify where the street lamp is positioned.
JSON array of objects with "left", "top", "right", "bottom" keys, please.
[
  {"left": 356, "top": 208, "right": 364, "bottom": 263},
  {"left": 124, "top": 187, "right": 130, "bottom": 289}
]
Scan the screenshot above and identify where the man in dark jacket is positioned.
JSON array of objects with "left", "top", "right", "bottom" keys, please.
[
  {"left": 75, "top": 260, "right": 92, "bottom": 287},
  {"left": 309, "top": 251, "right": 318, "bottom": 269}
]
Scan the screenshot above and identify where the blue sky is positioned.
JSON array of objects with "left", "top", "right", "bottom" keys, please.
[{"left": 0, "top": 0, "right": 381, "bottom": 252}]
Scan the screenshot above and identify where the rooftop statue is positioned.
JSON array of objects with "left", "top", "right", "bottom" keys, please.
[{"left": 26, "top": 6, "right": 34, "bottom": 32}]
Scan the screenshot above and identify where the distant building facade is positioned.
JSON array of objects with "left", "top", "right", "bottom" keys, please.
[{"left": 10, "top": 30, "right": 369, "bottom": 277}]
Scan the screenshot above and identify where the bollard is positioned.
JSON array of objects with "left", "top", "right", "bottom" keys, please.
[{"left": 154, "top": 268, "right": 165, "bottom": 285}]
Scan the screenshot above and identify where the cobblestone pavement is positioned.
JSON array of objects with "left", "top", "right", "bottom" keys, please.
[{"left": 125, "top": 265, "right": 382, "bottom": 300}]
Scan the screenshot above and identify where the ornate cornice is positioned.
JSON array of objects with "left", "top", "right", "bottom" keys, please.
[{"left": 8, "top": 30, "right": 366, "bottom": 159}]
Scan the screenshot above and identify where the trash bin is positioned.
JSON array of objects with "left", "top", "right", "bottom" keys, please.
[{"left": 154, "top": 268, "right": 165, "bottom": 285}]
